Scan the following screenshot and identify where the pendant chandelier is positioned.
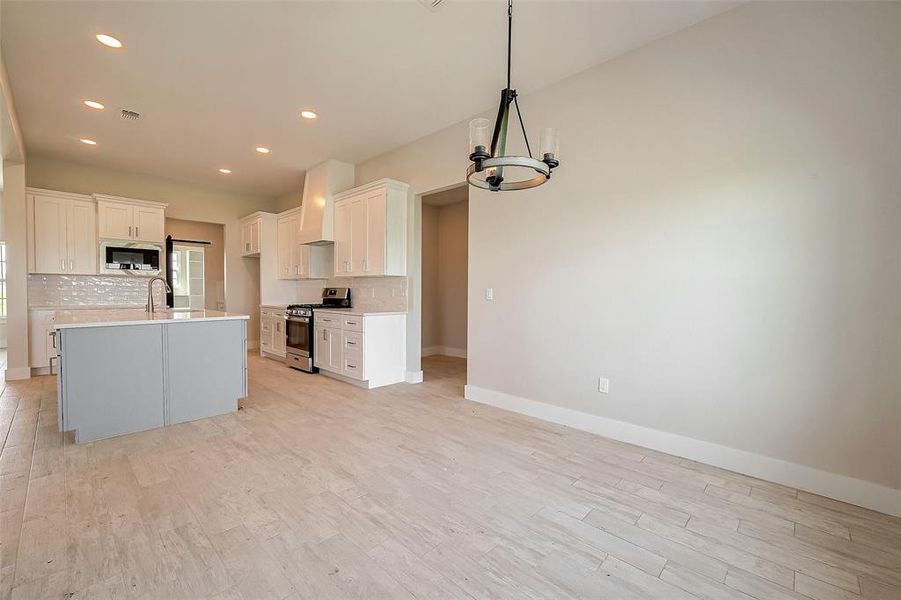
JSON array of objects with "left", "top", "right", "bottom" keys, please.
[{"left": 467, "top": 0, "right": 560, "bottom": 192}]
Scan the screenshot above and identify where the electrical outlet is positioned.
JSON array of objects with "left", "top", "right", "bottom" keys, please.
[
  {"left": 598, "top": 377, "right": 610, "bottom": 394},
  {"left": 486, "top": 287, "right": 494, "bottom": 301}
]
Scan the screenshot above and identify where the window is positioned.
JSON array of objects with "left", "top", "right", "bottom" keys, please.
[{"left": 0, "top": 243, "right": 6, "bottom": 318}]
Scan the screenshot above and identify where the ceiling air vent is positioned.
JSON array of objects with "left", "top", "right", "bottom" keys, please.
[
  {"left": 120, "top": 109, "right": 141, "bottom": 121},
  {"left": 418, "top": 0, "right": 445, "bottom": 11}
]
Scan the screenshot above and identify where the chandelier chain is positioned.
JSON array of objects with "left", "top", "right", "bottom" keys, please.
[{"left": 507, "top": 0, "right": 513, "bottom": 90}]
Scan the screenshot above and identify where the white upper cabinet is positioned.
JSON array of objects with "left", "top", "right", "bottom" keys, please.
[
  {"left": 240, "top": 215, "right": 262, "bottom": 256},
  {"left": 66, "top": 200, "right": 98, "bottom": 274},
  {"left": 277, "top": 208, "right": 332, "bottom": 279},
  {"left": 332, "top": 179, "right": 408, "bottom": 277},
  {"left": 28, "top": 189, "right": 98, "bottom": 275},
  {"left": 97, "top": 202, "right": 132, "bottom": 239},
  {"left": 277, "top": 211, "right": 299, "bottom": 278},
  {"left": 32, "top": 193, "right": 67, "bottom": 274},
  {"left": 334, "top": 199, "right": 351, "bottom": 275},
  {"left": 95, "top": 195, "right": 167, "bottom": 243},
  {"left": 133, "top": 206, "right": 166, "bottom": 242}
]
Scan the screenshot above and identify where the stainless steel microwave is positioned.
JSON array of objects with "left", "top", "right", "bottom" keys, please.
[{"left": 99, "top": 242, "right": 162, "bottom": 275}]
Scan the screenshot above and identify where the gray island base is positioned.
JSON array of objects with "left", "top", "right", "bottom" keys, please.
[{"left": 54, "top": 309, "right": 249, "bottom": 443}]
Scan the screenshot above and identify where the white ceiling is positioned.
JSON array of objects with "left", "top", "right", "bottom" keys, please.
[{"left": 1, "top": 1, "right": 737, "bottom": 197}]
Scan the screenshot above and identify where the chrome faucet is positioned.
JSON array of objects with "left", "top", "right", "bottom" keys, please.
[{"left": 146, "top": 276, "right": 172, "bottom": 312}]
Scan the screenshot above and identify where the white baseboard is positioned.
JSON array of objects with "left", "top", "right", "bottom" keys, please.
[
  {"left": 4, "top": 366, "right": 31, "bottom": 381},
  {"left": 464, "top": 385, "right": 901, "bottom": 518},
  {"left": 405, "top": 370, "right": 423, "bottom": 384},
  {"left": 422, "top": 346, "right": 467, "bottom": 358}
]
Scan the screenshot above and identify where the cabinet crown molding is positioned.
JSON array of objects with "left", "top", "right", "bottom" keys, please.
[
  {"left": 92, "top": 193, "right": 168, "bottom": 209},
  {"left": 27, "top": 187, "right": 93, "bottom": 202},
  {"left": 277, "top": 206, "right": 302, "bottom": 218},
  {"left": 333, "top": 178, "right": 410, "bottom": 201},
  {"left": 240, "top": 211, "right": 276, "bottom": 222}
]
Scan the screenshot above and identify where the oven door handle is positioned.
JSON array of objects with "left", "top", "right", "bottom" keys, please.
[{"left": 285, "top": 316, "right": 310, "bottom": 323}]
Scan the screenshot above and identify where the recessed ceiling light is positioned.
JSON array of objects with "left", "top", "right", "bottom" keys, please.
[
  {"left": 255, "top": 147, "right": 270, "bottom": 154},
  {"left": 96, "top": 34, "right": 123, "bottom": 49},
  {"left": 83, "top": 100, "right": 105, "bottom": 110},
  {"left": 80, "top": 138, "right": 97, "bottom": 145},
  {"left": 219, "top": 168, "right": 232, "bottom": 174},
  {"left": 300, "top": 110, "right": 317, "bottom": 120}
]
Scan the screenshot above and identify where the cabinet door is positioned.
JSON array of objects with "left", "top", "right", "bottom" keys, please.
[
  {"left": 350, "top": 195, "right": 368, "bottom": 276},
  {"left": 133, "top": 207, "right": 165, "bottom": 242},
  {"left": 29, "top": 311, "right": 54, "bottom": 367},
  {"left": 66, "top": 199, "right": 98, "bottom": 274},
  {"left": 250, "top": 219, "right": 261, "bottom": 253},
  {"left": 334, "top": 200, "right": 351, "bottom": 275},
  {"left": 98, "top": 202, "right": 134, "bottom": 239},
  {"left": 326, "top": 327, "right": 342, "bottom": 372},
  {"left": 295, "top": 245, "right": 308, "bottom": 278},
  {"left": 272, "top": 317, "right": 286, "bottom": 354},
  {"left": 314, "top": 326, "right": 330, "bottom": 369},
  {"left": 241, "top": 222, "right": 252, "bottom": 255},
  {"left": 277, "top": 216, "right": 296, "bottom": 279},
  {"left": 364, "top": 190, "right": 387, "bottom": 276},
  {"left": 260, "top": 313, "right": 273, "bottom": 353},
  {"left": 32, "top": 195, "right": 68, "bottom": 274}
]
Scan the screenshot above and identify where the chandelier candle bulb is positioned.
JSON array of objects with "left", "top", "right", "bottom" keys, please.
[
  {"left": 469, "top": 118, "right": 492, "bottom": 160},
  {"left": 539, "top": 128, "right": 560, "bottom": 168}
]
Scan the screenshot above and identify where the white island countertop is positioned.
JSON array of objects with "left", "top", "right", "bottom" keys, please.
[
  {"left": 54, "top": 308, "right": 249, "bottom": 330},
  {"left": 313, "top": 308, "right": 407, "bottom": 317}
]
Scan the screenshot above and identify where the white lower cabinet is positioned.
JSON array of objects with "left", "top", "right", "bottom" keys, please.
[
  {"left": 29, "top": 310, "right": 57, "bottom": 370},
  {"left": 259, "top": 308, "right": 286, "bottom": 358},
  {"left": 313, "top": 311, "right": 405, "bottom": 388},
  {"left": 315, "top": 326, "right": 342, "bottom": 373}
]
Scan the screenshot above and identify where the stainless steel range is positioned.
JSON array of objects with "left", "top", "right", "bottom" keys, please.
[{"left": 284, "top": 287, "right": 351, "bottom": 372}]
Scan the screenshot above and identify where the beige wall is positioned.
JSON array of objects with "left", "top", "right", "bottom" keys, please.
[
  {"left": 165, "top": 217, "right": 225, "bottom": 311},
  {"left": 25, "top": 155, "right": 276, "bottom": 342},
  {"left": 273, "top": 189, "right": 302, "bottom": 214},
  {"left": 1, "top": 39, "right": 29, "bottom": 378},
  {"left": 421, "top": 204, "right": 439, "bottom": 349},
  {"left": 357, "top": 0, "right": 901, "bottom": 506}
]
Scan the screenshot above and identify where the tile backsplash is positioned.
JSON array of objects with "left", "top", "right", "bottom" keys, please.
[
  {"left": 296, "top": 276, "right": 408, "bottom": 312},
  {"left": 28, "top": 274, "right": 165, "bottom": 308}
]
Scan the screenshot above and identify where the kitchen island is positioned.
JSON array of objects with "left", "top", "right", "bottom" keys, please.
[{"left": 54, "top": 309, "right": 248, "bottom": 443}]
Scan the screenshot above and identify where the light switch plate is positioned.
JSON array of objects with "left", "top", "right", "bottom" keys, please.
[
  {"left": 486, "top": 287, "right": 494, "bottom": 301},
  {"left": 598, "top": 378, "right": 610, "bottom": 394}
]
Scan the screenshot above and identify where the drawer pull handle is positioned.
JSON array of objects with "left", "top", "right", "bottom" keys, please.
[
  {"left": 346, "top": 341, "right": 356, "bottom": 346},
  {"left": 347, "top": 364, "right": 356, "bottom": 369},
  {"left": 346, "top": 321, "right": 357, "bottom": 325}
]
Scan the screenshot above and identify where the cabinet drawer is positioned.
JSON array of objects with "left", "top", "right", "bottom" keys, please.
[
  {"left": 341, "top": 315, "right": 363, "bottom": 332},
  {"left": 342, "top": 330, "right": 363, "bottom": 351},
  {"left": 315, "top": 313, "right": 339, "bottom": 327},
  {"left": 342, "top": 348, "right": 365, "bottom": 380}
]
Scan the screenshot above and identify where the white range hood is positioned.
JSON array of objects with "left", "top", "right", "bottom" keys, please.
[{"left": 297, "top": 159, "right": 355, "bottom": 245}]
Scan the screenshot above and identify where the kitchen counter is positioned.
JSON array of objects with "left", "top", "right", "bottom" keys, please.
[
  {"left": 54, "top": 308, "right": 249, "bottom": 329},
  {"left": 313, "top": 308, "right": 407, "bottom": 317}
]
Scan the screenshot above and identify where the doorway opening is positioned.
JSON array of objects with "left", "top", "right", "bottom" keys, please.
[
  {"left": 420, "top": 185, "right": 468, "bottom": 380},
  {"left": 171, "top": 244, "right": 205, "bottom": 309},
  {"left": 164, "top": 218, "right": 225, "bottom": 311}
]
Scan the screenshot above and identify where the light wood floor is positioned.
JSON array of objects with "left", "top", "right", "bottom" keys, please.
[{"left": 2, "top": 354, "right": 901, "bottom": 600}]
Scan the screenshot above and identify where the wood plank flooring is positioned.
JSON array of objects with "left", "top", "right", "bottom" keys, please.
[{"left": 2, "top": 353, "right": 900, "bottom": 599}]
